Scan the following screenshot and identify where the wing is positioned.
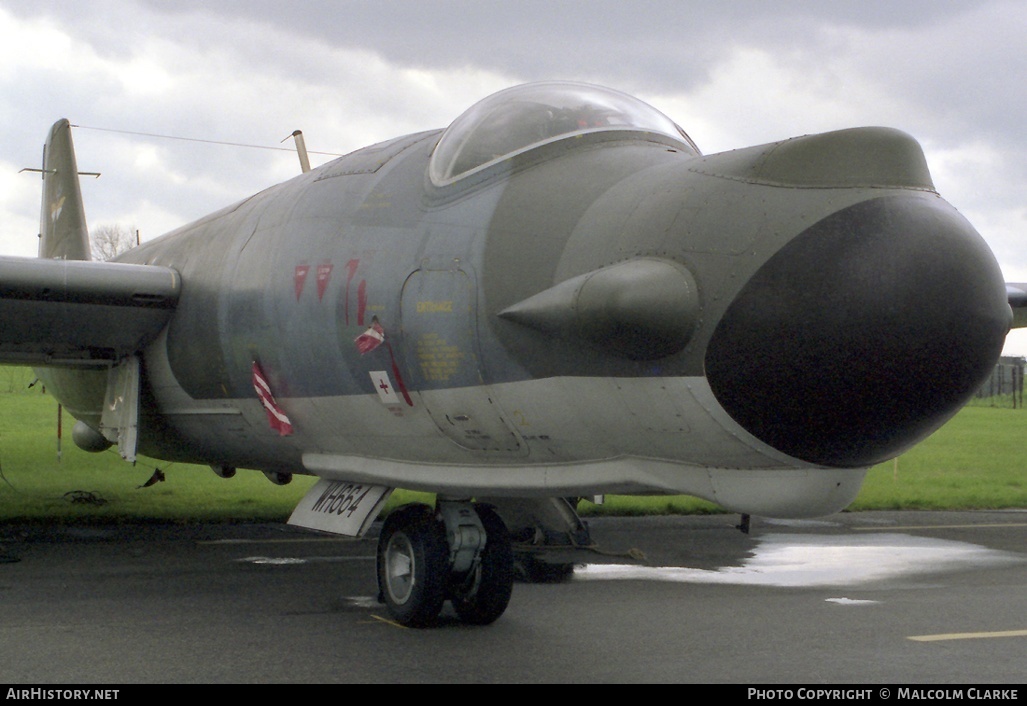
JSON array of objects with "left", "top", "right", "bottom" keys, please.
[
  {"left": 1008, "top": 283, "right": 1027, "bottom": 329},
  {"left": 0, "top": 256, "right": 179, "bottom": 366}
]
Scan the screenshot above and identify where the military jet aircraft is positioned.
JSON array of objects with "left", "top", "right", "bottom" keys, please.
[{"left": 2, "top": 81, "right": 1022, "bottom": 627}]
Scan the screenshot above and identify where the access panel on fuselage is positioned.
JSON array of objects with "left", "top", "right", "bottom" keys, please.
[{"left": 400, "top": 266, "right": 524, "bottom": 455}]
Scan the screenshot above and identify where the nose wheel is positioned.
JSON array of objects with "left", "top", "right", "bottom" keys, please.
[
  {"left": 376, "top": 502, "right": 514, "bottom": 627},
  {"left": 377, "top": 504, "right": 448, "bottom": 627}
]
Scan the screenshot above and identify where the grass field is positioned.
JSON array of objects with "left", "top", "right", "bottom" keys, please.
[{"left": 1, "top": 366, "right": 1024, "bottom": 523}]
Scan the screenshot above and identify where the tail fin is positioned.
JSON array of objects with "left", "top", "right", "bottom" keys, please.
[{"left": 38, "top": 119, "right": 91, "bottom": 260}]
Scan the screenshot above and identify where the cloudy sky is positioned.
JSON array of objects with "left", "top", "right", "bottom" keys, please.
[{"left": 2, "top": 0, "right": 1026, "bottom": 352}]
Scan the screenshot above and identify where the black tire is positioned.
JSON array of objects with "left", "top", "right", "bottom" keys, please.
[
  {"left": 451, "top": 504, "right": 514, "bottom": 625},
  {"left": 376, "top": 504, "right": 448, "bottom": 628}
]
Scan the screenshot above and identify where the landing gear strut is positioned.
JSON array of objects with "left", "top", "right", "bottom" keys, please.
[
  {"left": 376, "top": 501, "right": 514, "bottom": 627},
  {"left": 450, "top": 504, "right": 513, "bottom": 625}
]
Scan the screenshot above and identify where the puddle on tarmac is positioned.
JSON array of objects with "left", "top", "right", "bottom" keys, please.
[{"left": 575, "top": 533, "right": 1024, "bottom": 587}]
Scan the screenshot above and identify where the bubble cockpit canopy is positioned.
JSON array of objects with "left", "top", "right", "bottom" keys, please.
[{"left": 429, "top": 82, "right": 700, "bottom": 185}]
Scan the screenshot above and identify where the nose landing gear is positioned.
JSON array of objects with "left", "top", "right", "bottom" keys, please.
[{"left": 376, "top": 501, "right": 514, "bottom": 627}]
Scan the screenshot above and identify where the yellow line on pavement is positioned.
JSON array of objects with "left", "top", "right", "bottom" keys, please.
[
  {"left": 370, "top": 614, "right": 408, "bottom": 629},
  {"left": 909, "top": 629, "right": 1027, "bottom": 642}
]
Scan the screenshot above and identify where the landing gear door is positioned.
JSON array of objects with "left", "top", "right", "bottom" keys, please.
[
  {"left": 400, "top": 265, "right": 524, "bottom": 455},
  {"left": 100, "top": 355, "right": 140, "bottom": 463}
]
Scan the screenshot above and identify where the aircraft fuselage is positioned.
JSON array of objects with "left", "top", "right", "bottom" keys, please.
[
  {"left": 40, "top": 119, "right": 1009, "bottom": 518},
  {"left": 13, "top": 82, "right": 1016, "bottom": 626}
]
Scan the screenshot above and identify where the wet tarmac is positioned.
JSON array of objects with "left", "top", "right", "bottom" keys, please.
[{"left": 1, "top": 510, "right": 1025, "bottom": 683}]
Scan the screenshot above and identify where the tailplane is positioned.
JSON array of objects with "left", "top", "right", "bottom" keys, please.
[{"left": 38, "top": 119, "right": 91, "bottom": 260}]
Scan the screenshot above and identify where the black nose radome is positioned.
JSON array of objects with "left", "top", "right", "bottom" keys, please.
[{"left": 706, "top": 194, "right": 1010, "bottom": 468}]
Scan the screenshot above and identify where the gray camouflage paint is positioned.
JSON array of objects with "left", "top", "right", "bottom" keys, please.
[{"left": 1, "top": 90, "right": 1012, "bottom": 517}]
